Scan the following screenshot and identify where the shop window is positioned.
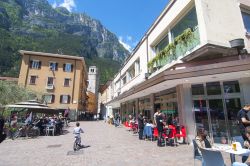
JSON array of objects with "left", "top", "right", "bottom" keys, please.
[
  {"left": 206, "top": 82, "right": 221, "bottom": 95},
  {"left": 242, "top": 11, "right": 250, "bottom": 33},
  {"left": 192, "top": 84, "right": 204, "bottom": 95},
  {"left": 171, "top": 7, "right": 198, "bottom": 39},
  {"left": 223, "top": 81, "right": 240, "bottom": 93}
]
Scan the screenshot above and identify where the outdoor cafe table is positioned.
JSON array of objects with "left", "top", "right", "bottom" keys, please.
[{"left": 213, "top": 144, "right": 250, "bottom": 164}]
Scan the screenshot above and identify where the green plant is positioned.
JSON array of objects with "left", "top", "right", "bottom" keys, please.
[{"left": 148, "top": 28, "right": 194, "bottom": 71}]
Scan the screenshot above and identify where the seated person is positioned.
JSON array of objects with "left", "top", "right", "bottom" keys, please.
[
  {"left": 233, "top": 127, "right": 250, "bottom": 166},
  {"left": 145, "top": 120, "right": 154, "bottom": 128},
  {"left": 195, "top": 128, "right": 211, "bottom": 149}
]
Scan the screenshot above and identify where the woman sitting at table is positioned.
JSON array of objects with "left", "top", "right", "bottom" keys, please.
[{"left": 195, "top": 127, "right": 212, "bottom": 149}]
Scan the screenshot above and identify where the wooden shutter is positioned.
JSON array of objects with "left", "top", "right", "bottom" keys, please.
[
  {"left": 60, "top": 95, "right": 62, "bottom": 103},
  {"left": 51, "top": 95, "right": 55, "bottom": 103},
  {"left": 55, "top": 63, "right": 58, "bottom": 71},
  {"left": 29, "top": 60, "right": 33, "bottom": 68},
  {"left": 67, "top": 95, "right": 71, "bottom": 104},
  {"left": 63, "top": 64, "right": 66, "bottom": 71},
  {"left": 71, "top": 64, "right": 73, "bottom": 72},
  {"left": 38, "top": 61, "right": 41, "bottom": 69}
]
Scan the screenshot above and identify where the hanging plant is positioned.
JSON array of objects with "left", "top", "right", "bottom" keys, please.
[{"left": 147, "top": 27, "right": 194, "bottom": 71}]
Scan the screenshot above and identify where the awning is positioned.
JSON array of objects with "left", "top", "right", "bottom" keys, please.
[{"left": 3, "top": 100, "right": 60, "bottom": 114}]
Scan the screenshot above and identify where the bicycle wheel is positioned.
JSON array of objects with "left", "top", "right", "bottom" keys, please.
[{"left": 73, "top": 141, "right": 77, "bottom": 151}]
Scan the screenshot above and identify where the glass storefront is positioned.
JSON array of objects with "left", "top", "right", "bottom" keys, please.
[
  {"left": 155, "top": 91, "right": 178, "bottom": 121},
  {"left": 192, "top": 80, "right": 242, "bottom": 144}
]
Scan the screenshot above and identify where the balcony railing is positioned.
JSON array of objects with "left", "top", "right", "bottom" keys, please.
[
  {"left": 46, "top": 84, "right": 54, "bottom": 90},
  {"left": 148, "top": 27, "right": 200, "bottom": 73}
]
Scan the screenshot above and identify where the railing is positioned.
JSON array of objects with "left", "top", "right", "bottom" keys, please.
[
  {"left": 46, "top": 85, "right": 54, "bottom": 90},
  {"left": 149, "top": 27, "right": 200, "bottom": 73}
]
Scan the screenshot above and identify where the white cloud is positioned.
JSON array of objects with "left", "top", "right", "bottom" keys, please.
[
  {"left": 57, "top": 0, "right": 76, "bottom": 12},
  {"left": 52, "top": 1, "right": 57, "bottom": 8},
  {"left": 119, "top": 36, "right": 132, "bottom": 52},
  {"left": 127, "top": 36, "right": 133, "bottom": 41}
]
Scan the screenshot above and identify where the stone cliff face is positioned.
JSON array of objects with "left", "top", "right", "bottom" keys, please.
[
  {"left": 0, "top": 0, "right": 128, "bottom": 82},
  {"left": 0, "top": 0, "right": 128, "bottom": 61}
]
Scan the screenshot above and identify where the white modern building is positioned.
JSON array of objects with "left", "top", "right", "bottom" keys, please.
[{"left": 100, "top": 0, "right": 250, "bottom": 144}]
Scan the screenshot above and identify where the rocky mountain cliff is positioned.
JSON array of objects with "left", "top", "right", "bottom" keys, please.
[{"left": 0, "top": 0, "right": 129, "bottom": 83}]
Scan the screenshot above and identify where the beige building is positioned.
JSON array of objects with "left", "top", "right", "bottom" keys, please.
[{"left": 18, "top": 50, "right": 88, "bottom": 119}]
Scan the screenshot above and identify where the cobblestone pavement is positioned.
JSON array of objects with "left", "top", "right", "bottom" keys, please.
[{"left": 0, "top": 121, "right": 235, "bottom": 166}]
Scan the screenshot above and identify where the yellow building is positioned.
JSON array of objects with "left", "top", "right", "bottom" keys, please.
[{"left": 18, "top": 50, "right": 88, "bottom": 119}]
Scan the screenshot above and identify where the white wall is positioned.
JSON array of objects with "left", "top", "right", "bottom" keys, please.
[{"left": 195, "top": 0, "right": 247, "bottom": 48}]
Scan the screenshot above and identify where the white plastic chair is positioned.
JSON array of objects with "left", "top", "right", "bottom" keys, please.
[
  {"left": 200, "top": 148, "right": 226, "bottom": 166},
  {"left": 46, "top": 125, "right": 55, "bottom": 136},
  {"left": 192, "top": 139, "right": 203, "bottom": 166}
]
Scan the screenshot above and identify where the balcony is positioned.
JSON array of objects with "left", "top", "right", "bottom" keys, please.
[
  {"left": 148, "top": 27, "right": 200, "bottom": 73},
  {"left": 46, "top": 84, "right": 54, "bottom": 90}
]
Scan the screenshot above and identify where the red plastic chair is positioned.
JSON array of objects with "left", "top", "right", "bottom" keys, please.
[
  {"left": 153, "top": 127, "right": 158, "bottom": 140},
  {"left": 175, "top": 126, "right": 187, "bottom": 144},
  {"left": 167, "top": 125, "right": 177, "bottom": 146}
]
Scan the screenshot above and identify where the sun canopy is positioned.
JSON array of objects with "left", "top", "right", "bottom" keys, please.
[{"left": 4, "top": 100, "right": 61, "bottom": 114}]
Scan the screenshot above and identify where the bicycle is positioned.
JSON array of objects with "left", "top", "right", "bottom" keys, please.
[{"left": 73, "top": 136, "right": 82, "bottom": 151}]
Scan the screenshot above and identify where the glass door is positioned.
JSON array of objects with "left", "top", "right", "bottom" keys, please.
[
  {"left": 193, "top": 100, "right": 211, "bottom": 137},
  {"left": 208, "top": 99, "right": 228, "bottom": 144},
  {"left": 225, "top": 98, "right": 242, "bottom": 139}
]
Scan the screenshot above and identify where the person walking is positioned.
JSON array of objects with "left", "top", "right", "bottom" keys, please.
[
  {"left": 156, "top": 110, "right": 164, "bottom": 146},
  {"left": 237, "top": 104, "right": 250, "bottom": 140},
  {"left": 138, "top": 113, "right": 144, "bottom": 140}
]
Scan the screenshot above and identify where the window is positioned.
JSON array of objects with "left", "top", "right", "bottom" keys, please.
[
  {"left": 43, "top": 94, "right": 55, "bottom": 104},
  {"left": 29, "top": 76, "right": 37, "bottom": 85},
  {"left": 155, "top": 34, "right": 169, "bottom": 53},
  {"left": 128, "top": 66, "right": 135, "bottom": 81},
  {"left": 223, "top": 81, "right": 240, "bottom": 93},
  {"left": 192, "top": 84, "right": 204, "bottom": 95},
  {"left": 90, "top": 68, "right": 95, "bottom": 73},
  {"left": 47, "top": 77, "right": 54, "bottom": 86},
  {"left": 30, "top": 60, "right": 41, "bottom": 69},
  {"left": 171, "top": 7, "right": 198, "bottom": 38},
  {"left": 63, "top": 63, "right": 73, "bottom": 72},
  {"left": 60, "top": 95, "right": 70, "bottom": 104},
  {"left": 206, "top": 82, "right": 221, "bottom": 95},
  {"left": 64, "top": 78, "right": 70, "bottom": 87},
  {"left": 49, "top": 62, "right": 58, "bottom": 71},
  {"left": 242, "top": 11, "right": 250, "bottom": 32},
  {"left": 135, "top": 59, "right": 140, "bottom": 75},
  {"left": 122, "top": 76, "right": 126, "bottom": 85}
]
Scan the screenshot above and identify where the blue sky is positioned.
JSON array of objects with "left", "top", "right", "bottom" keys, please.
[{"left": 48, "top": 0, "right": 170, "bottom": 51}]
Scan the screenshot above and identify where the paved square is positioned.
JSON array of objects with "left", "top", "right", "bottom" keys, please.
[{"left": 0, "top": 121, "right": 236, "bottom": 166}]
